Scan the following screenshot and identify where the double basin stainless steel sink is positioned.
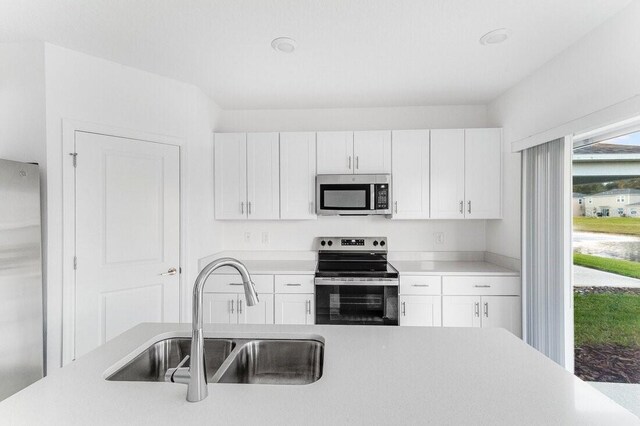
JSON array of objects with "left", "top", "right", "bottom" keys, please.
[{"left": 106, "top": 337, "right": 324, "bottom": 385}]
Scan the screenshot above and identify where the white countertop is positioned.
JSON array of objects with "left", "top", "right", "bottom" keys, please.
[
  {"left": 1, "top": 323, "right": 636, "bottom": 425},
  {"left": 392, "top": 260, "right": 519, "bottom": 276},
  {"left": 208, "top": 259, "right": 518, "bottom": 276}
]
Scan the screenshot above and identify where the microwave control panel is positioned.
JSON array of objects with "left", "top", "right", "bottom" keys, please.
[{"left": 374, "top": 184, "right": 389, "bottom": 209}]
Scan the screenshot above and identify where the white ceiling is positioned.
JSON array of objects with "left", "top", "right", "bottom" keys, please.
[{"left": 0, "top": 0, "right": 631, "bottom": 109}]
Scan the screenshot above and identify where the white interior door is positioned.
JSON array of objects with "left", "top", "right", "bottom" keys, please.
[
  {"left": 430, "top": 129, "right": 465, "bottom": 219},
  {"left": 247, "top": 132, "right": 280, "bottom": 219},
  {"left": 391, "top": 130, "right": 430, "bottom": 219},
  {"left": 353, "top": 131, "right": 391, "bottom": 174},
  {"left": 465, "top": 129, "right": 502, "bottom": 219},
  {"left": 74, "top": 131, "right": 180, "bottom": 360}
]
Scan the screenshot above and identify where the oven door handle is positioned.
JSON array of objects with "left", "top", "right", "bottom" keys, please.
[{"left": 314, "top": 279, "right": 399, "bottom": 286}]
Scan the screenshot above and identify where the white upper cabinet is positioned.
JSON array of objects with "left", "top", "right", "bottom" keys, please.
[
  {"left": 391, "top": 130, "right": 430, "bottom": 219},
  {"left": 353, "top": 131, "right": 391, "bottom": 174},
  {"left": 430, "top": 128, "right": 502, "bottom": 219},
  {"left": 317, "top": 131, "right": 353, "bottom": 174},
  {"left": 464, "top": 129, "right": 502, "bottom": 219},
  {"left": 280, "top": 132, "right": 317, "bottom": 220},
  {"left": 247, "top": 132, "right": 280, "bottom": 220},
  {"left": 214, "top": 133, "right": 247, "bottom": 220},
  {"left": 430, "top": 129, "right": 466, "bottom": 219}
]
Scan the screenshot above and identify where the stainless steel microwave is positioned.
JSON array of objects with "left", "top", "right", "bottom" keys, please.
[{"left": 316, "top": 174, "right": 392, "bottom": 216}]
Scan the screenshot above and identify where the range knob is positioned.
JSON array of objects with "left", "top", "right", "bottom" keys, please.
[
  {"left": 320, "top": 240, "right": 326, "bottom": 247},
  {"left": 380, "top": 240, "right": 386, "bottom": 247},
  {"left": 327, "top": 240, "right": 333, "bottom": 246},
  {"left": 373, "top": 240, "right": 379, "bottom": 246}
]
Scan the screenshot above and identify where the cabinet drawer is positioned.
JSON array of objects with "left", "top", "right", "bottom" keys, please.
[
  {"left": 274, "top": 275, "right": 315, "bottom": 293},
  {"left": 207, "top": 274, "right": 274, "bottom": 294},
  {"left": 400, "top": 275, "right": 441, "bottom": 295},
  {"left": 442, "top": 276, "right": 520, "bottom": 296}
]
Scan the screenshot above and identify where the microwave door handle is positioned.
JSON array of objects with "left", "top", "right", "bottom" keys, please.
[{"left": 370, "top": 184, "right": 375, "bottom": 211}]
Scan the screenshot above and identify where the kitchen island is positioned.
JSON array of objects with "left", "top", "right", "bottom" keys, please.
[{"left": 1, "top": 323, "right": 637, "bottom": 425}]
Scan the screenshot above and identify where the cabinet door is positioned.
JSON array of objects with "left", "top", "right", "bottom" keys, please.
[
  {"left": 442, "top": 296, "right": 481, "bottom": 328},
  {"left": 280, "top": 132, "right": 317, "bottom": 219},
  {"left": 214, "top": 133, "right": 247, "bottom": 219},
  {"left": 317, "top": 131, "right": 353, "bottom": 174},
  {"left": 203, "top": 293, "right": 237, "bottom": 324},
  {"left": 391, "top": 130, "right": 430, "bottom": 219},
  {"left": 430, "top": 129, "right": 465, "bottom": 219},
  {"left": 238, "top": 293, "right": 274, "bottom": 325},
  {"left": 481, "top": 296, "right": 521, "bottom": 337},
  {"left": 400, "top": 295, "right": 442, "bottom": 327},
  {"left": 465, "top": 129, "right": 502, "bottom": 219},
  {"left": 353, "top": 131, "right": 391, "bottom": 174},
  {"left": 274, "top": 294, "right": 314, "bottom": 325},
  {"left": 247, "top": 132, "right": 280, "bottom": 219}
]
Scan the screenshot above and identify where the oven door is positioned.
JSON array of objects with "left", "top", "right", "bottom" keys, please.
[{"left": 315, "top": 284, "right": 398, "bottom": 325}]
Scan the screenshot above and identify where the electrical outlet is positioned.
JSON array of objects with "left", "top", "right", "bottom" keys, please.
[
  {"left": 244, "top": 232, "right": 251, "bottom": 243},
  {"left": 261, "top": 232, "right": 269, "bottom": 245},
  {"left": 434, "top": 232, "right": 445, "bottom": 245}
]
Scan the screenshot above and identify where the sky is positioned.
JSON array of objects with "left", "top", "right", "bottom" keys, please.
[{"left": 608, "top": 131, "right": 640, "bottom": 146}]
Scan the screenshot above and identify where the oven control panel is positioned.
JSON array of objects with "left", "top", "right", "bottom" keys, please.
[{"left": 317, "top": 237, "right": 387, "bottom": 252}]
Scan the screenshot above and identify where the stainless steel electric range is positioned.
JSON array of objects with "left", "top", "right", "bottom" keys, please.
[{"left": 314, "top": 237, "right": 399, "bottom": 325}]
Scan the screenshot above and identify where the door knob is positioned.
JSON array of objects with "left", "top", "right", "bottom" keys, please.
[{"left": 160, "top": 267, "right": 178, "bottom": 276}]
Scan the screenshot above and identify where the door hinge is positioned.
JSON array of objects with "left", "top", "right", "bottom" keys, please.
[
  {"left": 69, "top": 152, "right": 77, "bottom": 167},
  {"left": 73, "top": 256, "right": 77, "bottom": 270}
]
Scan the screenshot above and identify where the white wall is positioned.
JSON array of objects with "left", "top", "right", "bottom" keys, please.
[
  {"left": 214, "top": 105, "right": 489, "bottom": 252},
  {"left": 486, "top": 0, "right": 640, "bottom": 260},
  {"left": 43, "top": 44, "right": 218, "bottom": 370}
]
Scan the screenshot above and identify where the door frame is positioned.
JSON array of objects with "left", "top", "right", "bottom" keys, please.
[{"left": 61, "top": 119, "right": 183, "bottom": 365}]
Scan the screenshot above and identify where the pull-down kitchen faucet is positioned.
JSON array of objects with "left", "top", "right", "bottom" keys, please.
[{"left": 165, "top": 257, "right": 258, "bottom": 402}]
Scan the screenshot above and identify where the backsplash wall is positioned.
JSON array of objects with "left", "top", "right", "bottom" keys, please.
[{"left": 220, "top": 216, "right": 487, "bottom": 252}]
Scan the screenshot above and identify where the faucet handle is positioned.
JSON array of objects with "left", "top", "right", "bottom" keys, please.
[{"left": 165, "top": 355, "right": 191, "bottom": 384}]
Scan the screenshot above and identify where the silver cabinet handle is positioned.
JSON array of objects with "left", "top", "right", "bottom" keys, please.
[
  {"left": 459, "top": 201, "right": 464, "bottom": 214},
  {"left": 484, "top": 302, "right": 489, "bottom": 318},
  {"left": 348, "top": 156, "right": 352, "bottom": 170},
  {"left": 248, "top": 201, "right": 252, "bottom": 215},
  {"left": 411, "top": 284, "right": 429, "bottom": 287},
  {"left": 474, "top": 285, "right": 491, "bottom": 288},
  {"left": 159, "top": 267, "right": 177, "bottom": 276},
  {"left": 394, "top": 201, "right": 398, "bottom": 214},
  {"left": 238, "top": 299, "right": 243, "bottom": 314},
  {"left": 305, "top": 300, "right": 311, "bottom": 315},
  {"left": 468, "top": 200, "right": 471, "bottom": 214},
  {"left": 229, "top": 283, "right": 244, "bottom": 286},
  {"left": 286, "top": 283, "right": 302, "bottom": 286},
  {"left": 356, "top": 156, "right": 359, "bottom": 170},
  {"left": 230, "top": 299, "right": 234, "bottom": 314},
  {"left": 474, "top": 302, "right": 480, "bottom": 317},
  {"left": 401, "top": 301, "right": 406, "bottom": 316}
]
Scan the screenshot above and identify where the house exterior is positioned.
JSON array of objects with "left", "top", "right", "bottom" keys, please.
[
  {"left": 572, "top": 193, "right": 585, "bottom": 217},
  {"left": 583, "top": 188, "right": 640, "bottom": 217}
]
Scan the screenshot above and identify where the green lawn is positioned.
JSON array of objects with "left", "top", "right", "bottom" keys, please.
[
  {"left": 575, "top": 292, "right": 640, "bottom": 347},
  {"left": 574, "top": 217, "right": 640, "bottom": 236},
  {"left": 574, "top": 253, "right": 640, "bottom": 279}
]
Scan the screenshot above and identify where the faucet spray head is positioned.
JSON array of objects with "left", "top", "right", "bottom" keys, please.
[{"left": 244, "top": 280, "right": 259, "bottom": 306}]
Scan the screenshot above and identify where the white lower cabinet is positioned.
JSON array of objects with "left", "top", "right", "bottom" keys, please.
[
  {"left": 203, "top": 292, "right": 274, "bottom": 325},
  {"left": 400, "top": 295, "right": 442, "bottom": 326},
  {"left": 442, "top": 295, "right": 521, "bottom": 337},
  {"left": 274, "top": 294, "right": 314, "bottom": 325}
]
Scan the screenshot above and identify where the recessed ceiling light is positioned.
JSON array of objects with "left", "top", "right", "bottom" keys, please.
[
  {"left": 271, "top": 37, "right": 297, "bottom": 53},
  {"left": 479, "top": 29, "right": 510, "bottom": 45}
]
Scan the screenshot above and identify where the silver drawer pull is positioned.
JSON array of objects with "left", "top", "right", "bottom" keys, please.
[
  {"left": 229, "top": 283, "right": 244, "bottom": 286},
  {"left": 474, "top": 285, "right": 491, "bottom": 288},
  {"left": 286, "top": 283, "right": 302, "bottom": 286},
  {"left": 411, "top": 284, "right": 429, "bottom": 287}
]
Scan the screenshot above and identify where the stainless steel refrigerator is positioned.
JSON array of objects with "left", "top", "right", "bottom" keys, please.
[{"left": 0, "top": 158, "right": 44, "bottom": 401}]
